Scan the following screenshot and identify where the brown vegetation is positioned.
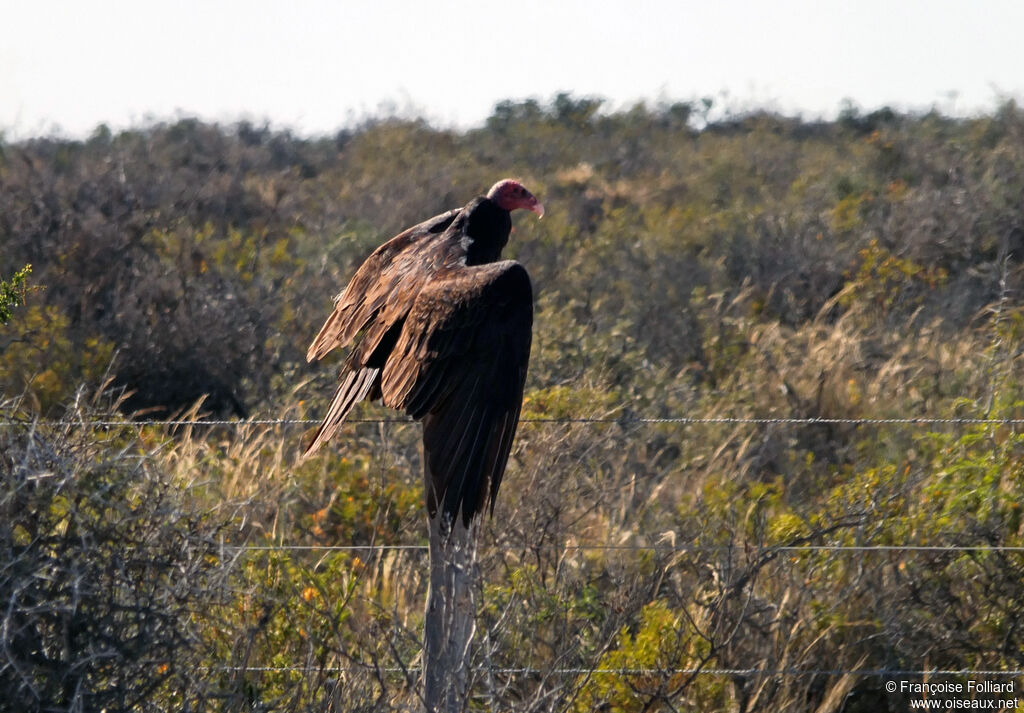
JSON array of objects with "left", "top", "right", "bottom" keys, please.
[{"left": 2, "top": 95, "right": 1024, "bottom": 711}]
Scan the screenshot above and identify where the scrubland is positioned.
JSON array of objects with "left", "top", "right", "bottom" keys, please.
[{"left": 2, "top": 96, "right": 1024, "bottom": 711}]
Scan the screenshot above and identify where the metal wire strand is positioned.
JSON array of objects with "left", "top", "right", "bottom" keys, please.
[{"left": 3, "top": 415, "right": 1024, "bottom": 428}]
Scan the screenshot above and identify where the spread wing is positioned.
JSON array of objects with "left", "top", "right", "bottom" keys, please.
[
  {"left": 301, "top": 209, "right": 458, "bottom": 460},
  {"left": 305, "top": 208, "right": 459, "bottom": 363},
  {"left": 380, "top": 261, "right": 533, "bottom": 525}
]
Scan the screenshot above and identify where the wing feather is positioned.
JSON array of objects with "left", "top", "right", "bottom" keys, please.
[
  {"left": 382, "top": 261, "right": 533, "bottom": 524},
  {"left": 302, "top": 209, "right": 460, "bottom": 457},
  {"left": 302, "top": 366, "right": 380, "bottom": 459},
  {"left": 404, "top": 357, "right": 452, "bottom": 419},
  {"left": 483, "top": 406, "right": 521, "bottom": 513},
  {"left": 306, "top": 209, "right": 459, "bottom": 362},
  {"left": 441, "top": 403, "right": 491, "bottom": 520}
]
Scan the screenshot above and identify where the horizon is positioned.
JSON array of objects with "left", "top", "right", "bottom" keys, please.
[
  {"left": 4, "top": 0, "right": 1023, "bottom": 141},
  {"left": 3, "top": 91, "right": 1019, "bottom": 144}
]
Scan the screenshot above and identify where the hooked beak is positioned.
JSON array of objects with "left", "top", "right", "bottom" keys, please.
[{"left": 529, "top": 200, "right": 545, "bottom": 219}]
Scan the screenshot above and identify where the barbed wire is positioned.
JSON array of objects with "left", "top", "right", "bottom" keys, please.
[
  {"left": 230, "top": 543, "right": 1024, "bottom": 553},
  {"left": 3, "top": 415, "right": 1024, "bottom": 428},
  {"left": 208, "top": 665, "right": 1024, "bottom": 677}
]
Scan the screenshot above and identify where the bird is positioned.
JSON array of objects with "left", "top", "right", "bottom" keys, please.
[{"left": 303, "top": 179, "right": 542, "bottom": 528}]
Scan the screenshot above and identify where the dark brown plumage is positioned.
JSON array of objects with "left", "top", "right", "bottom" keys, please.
[{"left": 304, "top": 179, "right": 541, "bottom": 526}]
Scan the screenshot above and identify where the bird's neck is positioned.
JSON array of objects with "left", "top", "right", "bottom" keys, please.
[{"left": 459, "top": 197, "right": 511, "bottom": 265}]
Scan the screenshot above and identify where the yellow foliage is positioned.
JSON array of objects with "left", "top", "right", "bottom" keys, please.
[{"left": 0, "top": 305, "right": 114, "bottom": 414}]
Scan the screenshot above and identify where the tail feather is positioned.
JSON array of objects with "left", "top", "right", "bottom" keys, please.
[{"left": 302, "top": 367, "right": 380, "bottom": 459}]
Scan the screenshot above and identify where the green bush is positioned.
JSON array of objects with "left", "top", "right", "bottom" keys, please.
[{"left": 0, "top": 263, "right": 30, "bottom": 324}]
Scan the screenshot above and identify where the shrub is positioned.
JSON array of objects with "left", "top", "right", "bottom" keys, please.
[{"left": 0, "top": 398, "right": 239, "bottom": 712}]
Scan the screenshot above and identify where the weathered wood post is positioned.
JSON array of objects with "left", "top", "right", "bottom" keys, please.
[{"left": 421, "top": 513, "right": 477, "bottom": 713}]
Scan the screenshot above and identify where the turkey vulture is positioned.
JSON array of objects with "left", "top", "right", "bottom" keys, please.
[{"left": 303, "top": 179, "right": 542, "bottom": 527}]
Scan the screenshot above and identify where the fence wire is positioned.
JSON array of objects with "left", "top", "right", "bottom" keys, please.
[
  {"left": 6, "top": 410, "right": 1024, "bottom": 688},
  {"left": 3, "top": 415, "right": 1024, "bottom": 428},
  {"left": 208, "top": 665, "right": 1024, "bottom": 677},
  {"left": 229, "top": 543, "right": 1024, "bottom": 553}
]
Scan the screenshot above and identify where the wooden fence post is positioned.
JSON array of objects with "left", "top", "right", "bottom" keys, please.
[{"left": 421, "top": 513, "right": 477, "bottom": 713}]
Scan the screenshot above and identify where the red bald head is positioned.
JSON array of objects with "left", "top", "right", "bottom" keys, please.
[{"left": 487, "top": 179, "right": 544, "bottom": 218}]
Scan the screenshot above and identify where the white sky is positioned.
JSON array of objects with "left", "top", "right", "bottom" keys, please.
[{"left": 3, "top": 0, "right": 1023, "bottom": 138}]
